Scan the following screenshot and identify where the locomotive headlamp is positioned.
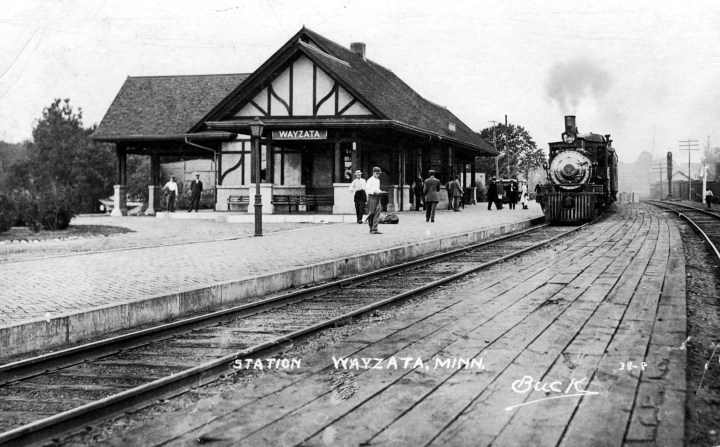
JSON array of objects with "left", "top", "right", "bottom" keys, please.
[
  {"left": 562, "top": 132, "right": 576, "bottom": 144},
  {"left": 563, "top": 115, "right": 577, "bottom": 144}
]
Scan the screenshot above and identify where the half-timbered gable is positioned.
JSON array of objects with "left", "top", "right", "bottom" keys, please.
[{"left": 235, "top": 54, "right": 373, "bottom": 119}]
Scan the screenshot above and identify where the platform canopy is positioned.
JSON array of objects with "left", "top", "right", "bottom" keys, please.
[{"left": 91, "top": 74, "right": 248, "bottom": 160}]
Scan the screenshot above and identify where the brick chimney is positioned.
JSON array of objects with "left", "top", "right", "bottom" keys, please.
[{"left": 350, "top": 42, "right": 366, "bottom": 60}]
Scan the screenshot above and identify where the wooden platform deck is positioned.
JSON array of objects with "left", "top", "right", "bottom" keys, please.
[{"left": 115, "top": 206, "right": 686, "bottom": 447}]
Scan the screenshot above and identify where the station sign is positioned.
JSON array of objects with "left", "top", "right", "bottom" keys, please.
[{"left": 271, "top": 130, "right": 327, "bottom": 140}]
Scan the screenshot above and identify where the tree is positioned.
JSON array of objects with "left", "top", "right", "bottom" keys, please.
[
  {"left": 17, "top": 99, "right": 116, "bottom": 213},
  {"left": 700, "top": 139, "right": 720, "bottom": 181},
  {"left": 126, "top": 155, "right": 151, "bottom": 200},
  {"left": 478, "top": 123, "right": 547, "bottom": 180},
  {"left": 0, "top": 140, "right": 30, "bottom": 190}
]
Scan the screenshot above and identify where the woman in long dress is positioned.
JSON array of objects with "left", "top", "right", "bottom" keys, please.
[{"left": 520, "top": 183, "right": 529, "bottom": 209}]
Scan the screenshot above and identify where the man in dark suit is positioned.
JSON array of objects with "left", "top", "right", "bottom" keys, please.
[
  {"left": 487, "top": 177, "right": 499, "bottom": 210},
  {"left": 423, "top": 170, "right": 441, "bottom": 222},
  {"left": 507, "top": 179, "right": 518, "bottom": 210},
  {"left": 188, "top": 173, "right": 203, "bottom": 212}
]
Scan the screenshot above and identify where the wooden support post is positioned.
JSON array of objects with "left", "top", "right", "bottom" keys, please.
[
  {"left": 150, "top": 150, "right": 160, "bottom": 186},
  {"left": 266, "top": 134, "right": 274, "bottom": 184},
  {"left": 398, "top": 140, "right": 406, "bottom": 211},
  {"left": 471, "top": 158, "right": 477, "bottom": 187},
  {"left": 334, "top": 141, "right": 342, "bottom": 183},
  {"left": 117, "top": 144, "right": 127, "bottom": 185}
]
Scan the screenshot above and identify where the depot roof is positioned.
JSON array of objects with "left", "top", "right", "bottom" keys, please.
[
  {"left": 92, "top": 74, "right": 249, "bottom": 142},
  {"left": 92, "top": 28, "right": 495, "bottom": 155}
]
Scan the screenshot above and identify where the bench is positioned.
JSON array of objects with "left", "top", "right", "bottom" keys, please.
[
  {"left": 271, "top": 195, "right": 300, "bottom": 213},
  {"left": 271, "top": 194, "right": 334, "bottom": 213},
  {"left": 227, "top": 195, "right": 249, "bottom": 212},
  {"left": 306, "top": 194, "right": 334, "bottom": 211}
]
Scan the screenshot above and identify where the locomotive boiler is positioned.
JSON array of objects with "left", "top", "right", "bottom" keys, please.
[{"left": 538, "top": 116, "right": 618, "bottom": 224}]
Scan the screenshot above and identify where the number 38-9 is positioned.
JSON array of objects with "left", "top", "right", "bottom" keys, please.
[{"left": 619, "top": 361, "right": 647, "bottom": 371}]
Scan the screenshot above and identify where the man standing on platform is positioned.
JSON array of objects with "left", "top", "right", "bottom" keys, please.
[
  {"left": 413, "top": 177, "right": 424, "bottom": 211},
  {"left": 448, "top": 175, "right": 463, "bottom": 212},
  {"left": 507, "top": 179, "right": 518, "bottom": 210},
  {"left": 423, "top": 170, "right": 441, "bottom": 222},
  {"left": 365, "top": 167, "right": 386, "bottom": 234},
  {"left": 188, "top": 173, "right": 203, "bottom": 212},
  {"left": 349, "top": 170, "right": 367, "bottom": 224},
  {"left": 487, "top": 176, "right": 499, "bottom": 210},
  {"left": 495, "top": 178, "right": 505, "bottom": 210},
  {"left": 163, "top": 175, "right": 179, "bottom": 212}
]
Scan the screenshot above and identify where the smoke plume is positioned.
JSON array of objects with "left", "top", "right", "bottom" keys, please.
[{"left": 545, "top": 57, "right": 612, "bottom": 112}]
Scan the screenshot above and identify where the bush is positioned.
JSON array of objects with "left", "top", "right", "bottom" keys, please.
[
  {"left": 0, "top": 194, "right": 16, "bottom": 233},
  {"left": 12, "top": 187, "right": 75, "bottom": 232}
]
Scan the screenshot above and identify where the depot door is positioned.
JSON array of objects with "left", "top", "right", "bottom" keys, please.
[{"left": 302, "top": 144, "right": 334, "bottom": 194}]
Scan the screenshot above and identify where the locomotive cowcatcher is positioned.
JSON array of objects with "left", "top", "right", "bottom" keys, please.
[{"left": 538, "top": 116, "right": 618, "bottom": 224}]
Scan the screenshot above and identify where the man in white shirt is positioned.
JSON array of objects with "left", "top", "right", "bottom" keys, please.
[
  {"left": 349, "top": 170, "right": 367, "bottom": 224},
  {"left": 163, "top": 175, "right": 179, "bottom": 212},
  {"left": 364, "top": 166, "right": 386, "bottom": 234}
]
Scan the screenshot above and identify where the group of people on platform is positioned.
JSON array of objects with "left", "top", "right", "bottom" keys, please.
[
  {"left": 485, "top": 177, "right": 529, "bottom": 211},
  {"left": 349, "top": 169, "right": 533, "bottom": 234},
  {"left": 348, "top": 167, "right": 387, "bottom": 234},
  {"left": 161, "top": 173, "right": 204, "bottom": 213}
]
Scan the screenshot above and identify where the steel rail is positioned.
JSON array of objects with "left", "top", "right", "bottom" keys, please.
[
  {"left": 647, "top": 201, "right": 720, "bottom": 261},
  {"left": 646, "top": 199, "right": 720, "bottom": 217},
  {"left": 0, "top": 218, "right": 585, "bottom": 446}
]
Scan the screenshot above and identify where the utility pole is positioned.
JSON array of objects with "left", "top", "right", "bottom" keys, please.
[
  {"left": 650, "top": 162, "right": 666, "bottom": 198},
  {"left": 703, "top": 136, "right": 711, "bottom": 199},
  {"left": 679, "top": 139, "right": 699, "bottom": 200},
  {"left": 504, "top": 115, "right": 509, "bottom": 178},
  {"left": 489, "top": 120, "right": 499, "bottom": 178}
]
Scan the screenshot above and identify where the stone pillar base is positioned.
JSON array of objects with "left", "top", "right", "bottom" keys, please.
[
  {"left": 333, "top": 183, "right": 355, "bottom": 214},
  {"left": 146, "top": 185, "right": 162, "bottom": 216},
  {"left": 110, "top": 185, "right": 128, "bottom": 217}
]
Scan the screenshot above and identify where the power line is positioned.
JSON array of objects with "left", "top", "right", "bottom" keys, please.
[
  {"left": 489, "top": 120, "right": 499, "bottom": 178},
  {"left": 650, "top": 162, "right": 666, "bottom": 197},
  {"left": 679, "top": 139, "right": 699, "bottom": 200}
]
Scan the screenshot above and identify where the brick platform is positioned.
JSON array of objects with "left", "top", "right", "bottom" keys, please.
[
  {"left": 0, "top": 203, "right": 544, "bottom": 358},
  {"left": 113, "top": 203, "right": 686, "bottom": 447}
]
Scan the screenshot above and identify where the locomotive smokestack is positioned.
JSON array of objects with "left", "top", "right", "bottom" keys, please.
[{"left": 564, "top": 116, "right": 577, "bottom": 134}]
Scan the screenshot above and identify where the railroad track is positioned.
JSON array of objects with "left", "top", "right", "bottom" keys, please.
[
  {"left": 646, "top": 200, "right": 720, "bottom": 260},
  {"left": 0, "top": 221, "right": 586, "bottom": 446}
]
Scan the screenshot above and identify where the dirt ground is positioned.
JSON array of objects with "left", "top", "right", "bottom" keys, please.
[{"left": 680, "top": 221, "right": 720, "bottom": 446}]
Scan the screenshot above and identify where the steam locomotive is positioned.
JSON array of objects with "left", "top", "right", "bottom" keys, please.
[{"left": 537, "top": 116, "right": 618, "bottom": 224}]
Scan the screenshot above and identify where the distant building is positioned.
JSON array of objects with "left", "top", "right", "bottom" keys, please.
[{"left": 617, "top": 151, "right": 652, "bottom": 199}]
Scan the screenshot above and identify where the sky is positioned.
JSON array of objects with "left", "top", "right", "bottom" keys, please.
[{"left": 1, "top": 0, "right": 719, "bottom": 168}]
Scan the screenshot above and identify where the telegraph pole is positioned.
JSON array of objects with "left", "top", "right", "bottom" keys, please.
[
  {"left": 489, "top": 120, "right": 499, "bottom": 178},
  {"left": 650, "top": 162, "right": 666, "bottom": 198},
  {"left": 679, "top": 139, "right": 699, "bottom": 200},
  {"left": 504, "top": 115, "right": 509, "bottom": 178},
  {"left": 703, "top": 136, "right": 711, "bottom": 199}
]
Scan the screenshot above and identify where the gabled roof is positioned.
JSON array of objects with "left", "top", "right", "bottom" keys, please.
[
  {"left": 200, "top": 27, "right": 494, "bottom": 154},
  {"left": 302, "top": 28, "right": 490, "bottom": 150},
  {"left": 92, "top": 28, "right": 494, "bottom": 154},
  {"left": 92, "top": 74, "right": 249, "bottom": 142}
]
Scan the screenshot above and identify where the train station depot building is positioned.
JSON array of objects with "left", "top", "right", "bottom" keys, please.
[{"left": 92, "top": 27, "right": 497, "bottom": 215}]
